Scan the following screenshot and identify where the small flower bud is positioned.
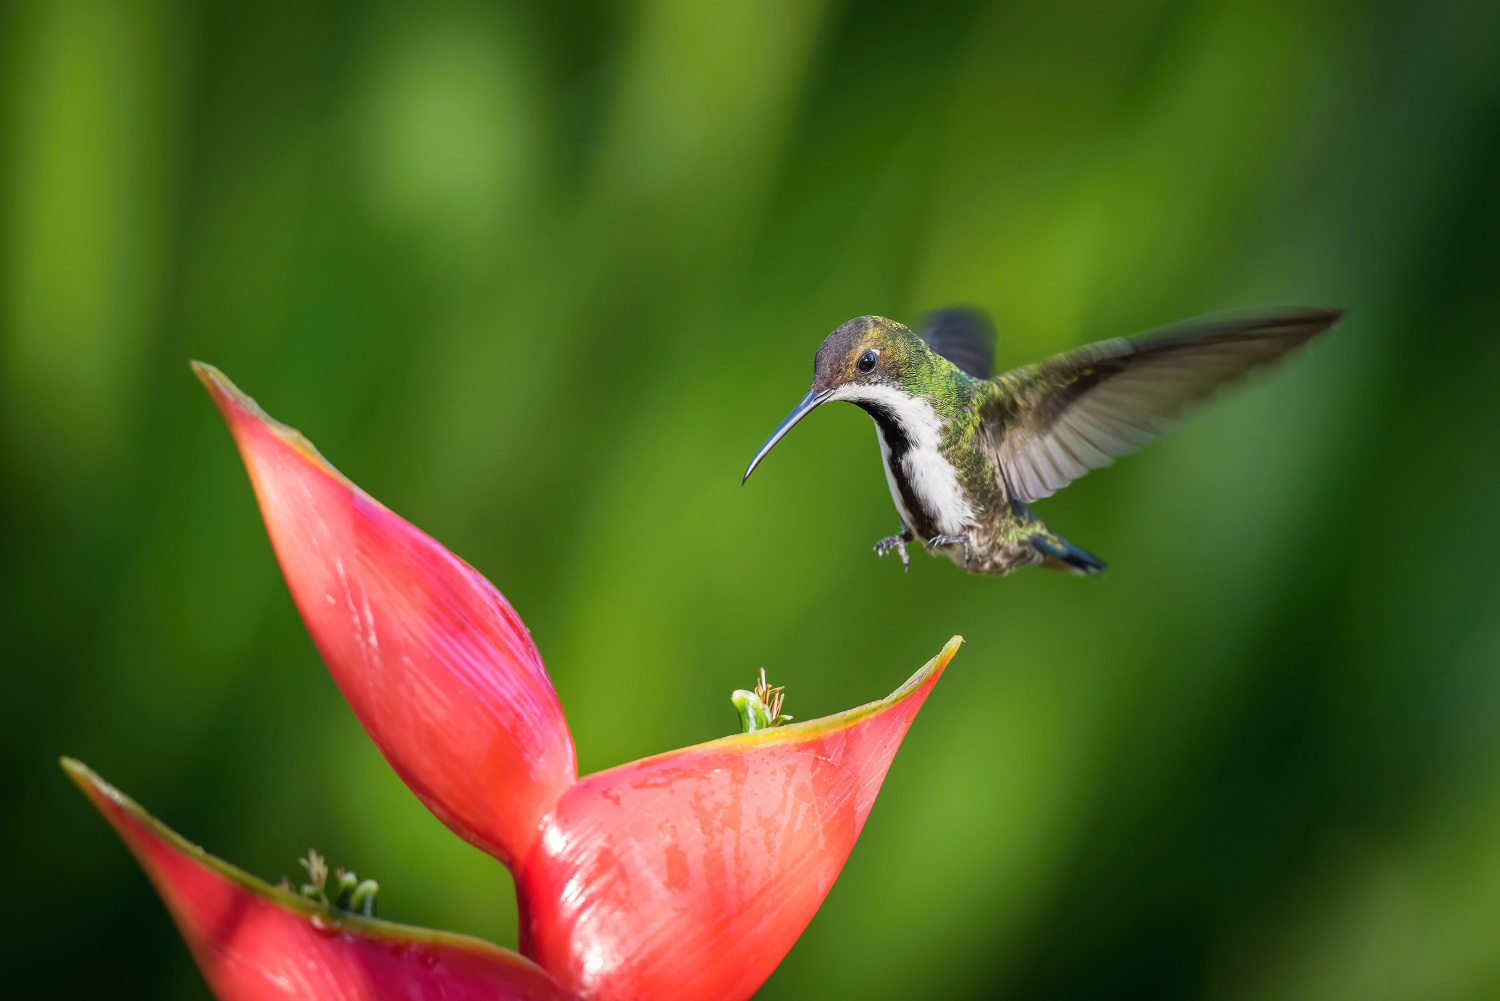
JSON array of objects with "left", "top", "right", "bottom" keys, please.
[
  {"left": 350, "top": 879, "right": 380, "bottom": 918},
  {"left": 733, "top": 669, "right": 793, "bottom": 733}
]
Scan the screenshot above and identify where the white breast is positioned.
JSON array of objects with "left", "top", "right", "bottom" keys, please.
[
  {"left": 834, "top": 384, "right": 973, "bottom": 537},
  {"left": 903, "top": 443, "right": 971, "bottom": 535}
]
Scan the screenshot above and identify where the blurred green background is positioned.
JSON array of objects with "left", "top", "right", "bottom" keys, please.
[{"left": 3, "top": 0, "right": 1500, "bottom": 997}]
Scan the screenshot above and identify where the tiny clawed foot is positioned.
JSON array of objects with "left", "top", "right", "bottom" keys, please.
[
  {"left": 873, "top": 535, "right": 911, "bottom": 572},
  {"left": 926, "top": 534, "right": 971, "bottom": 553}
]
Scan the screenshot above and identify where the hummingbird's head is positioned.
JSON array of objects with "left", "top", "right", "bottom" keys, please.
[
  {"left": 743, "top": 316, "right": 938, "bottom": 483},
  {"left": 809, "top": 315, "right": 927, "bottom": 396}
]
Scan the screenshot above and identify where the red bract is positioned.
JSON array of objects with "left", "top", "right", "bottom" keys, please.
[
  {"left": 63, "top": 759, "right": 574, "bottom": 1001},
  {"left": 194, "top": 362, "right": 573, "bottom": 869},
  {"left": 70, "top": 363, "right": 959, "bottom": 1001},
  {"left": 521, "top": 667, "right": 946, "bottom": 1001}
]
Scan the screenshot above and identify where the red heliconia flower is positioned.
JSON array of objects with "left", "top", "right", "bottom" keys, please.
[{"left": 68, "top": 362, "right": 960, "bottom": 1001}]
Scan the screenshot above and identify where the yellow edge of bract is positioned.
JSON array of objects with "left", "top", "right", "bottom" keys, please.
[
  {"left": 594, "top": 635, "right": 963, "bottom": 775},
  {"left": 60, "top": 756, "right": 548, "bottom": 963},
  {"left": 768, "top": 639, "right": 954, "bottom": 741},
  {"left": 189, "top": 361, "right": 351, "bottom": 486},
  {"left": 777, "top": 634, "right": 962, "bottom": 740}
]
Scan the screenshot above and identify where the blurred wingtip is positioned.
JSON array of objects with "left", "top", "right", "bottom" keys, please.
[
  {"left": 1293, "top": 305, "right": 1345, "bottom": 327},
  {"left": 917, "top": 306, "right": 996, "bottom": 379},
  {"left": 1291, "top": 305, "right": 1347, "bottom": 343}
]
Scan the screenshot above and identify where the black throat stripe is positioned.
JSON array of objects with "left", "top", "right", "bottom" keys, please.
[{"left": 858, "top": 401, "right": 940, "bottom": 540}]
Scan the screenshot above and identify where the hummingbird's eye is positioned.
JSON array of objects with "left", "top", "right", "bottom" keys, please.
[{"left": 857, "top": 349, "right": 878, "bottom": 374}]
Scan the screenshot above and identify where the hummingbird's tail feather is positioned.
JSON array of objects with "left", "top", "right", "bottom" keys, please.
[{"left": 1030, "top": 531, "right": 1107, "bottom": 576}]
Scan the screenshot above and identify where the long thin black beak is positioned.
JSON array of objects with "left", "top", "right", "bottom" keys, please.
[{"left": 743, "top": 388, "right": 833, "bottom": 483}]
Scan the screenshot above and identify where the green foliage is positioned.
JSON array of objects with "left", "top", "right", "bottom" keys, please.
[{"left": 3, "top": 0, "right": 1500, "bottom": 998}]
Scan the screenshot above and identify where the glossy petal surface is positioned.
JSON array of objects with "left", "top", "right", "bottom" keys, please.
[
  {"left": 519, "top": 637, "right": 961, "bottom": 1001},
  {"left": 64, "top": 758, "right": 574, "bottom": 1001},
  {"left": 195, "top": 363, "right": 575, "bottom": 866}
]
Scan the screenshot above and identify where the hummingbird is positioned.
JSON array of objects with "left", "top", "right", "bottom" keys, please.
[{"left": 742, "top": 305, "right": 1342, "bottom": 575}]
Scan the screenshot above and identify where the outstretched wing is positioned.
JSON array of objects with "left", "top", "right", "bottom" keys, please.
[
  {"left": 986, "top": 307, "right": 1343, "bottom": 502},
  {"left": 918, "top": 306, "right": 996, "bottom": 379}
]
